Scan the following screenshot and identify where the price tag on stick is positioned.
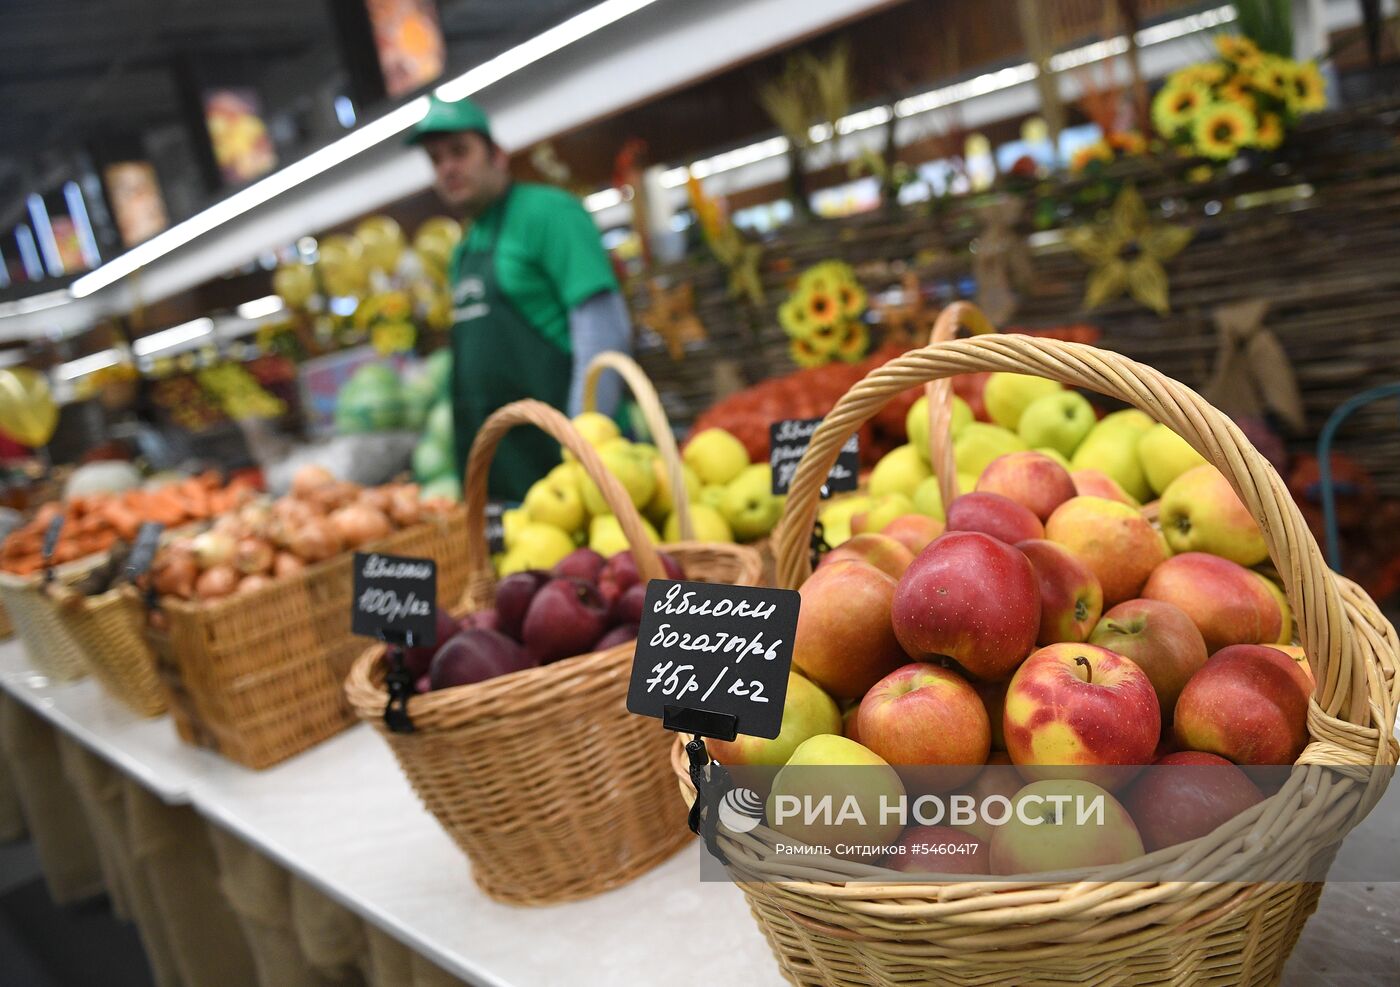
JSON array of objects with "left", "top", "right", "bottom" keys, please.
[
  {"left": 124, "top": 522, "right": 165, "bottom": 582},
  {"left": 41, "top": 515, "right": 64, "bottom": 583},
  {"left": 769, "top": 417, "right": 859, "bottom": 498},
  {"left": 627, "top": 580, "right": 800, "bottom": 741},
  {"left": 351, "top": 552, "right": 439, "bottom": 645}
]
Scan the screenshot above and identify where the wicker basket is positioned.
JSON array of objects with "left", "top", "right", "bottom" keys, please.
[
  {"left": 49, "top": 583, "right": 167, "bottom": 718},
  {"left": 0, "top": 556, "right": 108, "bottom": 682},
  {"left": 346, "top": 399, "right": 763, "bottom": 905},
  {"left": 671, "top": 311, "right": 1400, "bottom": 986},
  {"left": 0, "top": 600, "right": 13, "bottom": 641},
  {"left": 149, "top": 507, "right": 471, "bottom": 769}
]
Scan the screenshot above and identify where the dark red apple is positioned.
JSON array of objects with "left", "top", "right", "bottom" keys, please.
[
  {"left": 522, "top": 577, "right": 611, "bottom": 664},
  {"left": 1122, "top": 751, "right": 1265, "bottom": 852},
  {"left": 598, "top": 549, "right": 684, "bottom": 604},
  {"left": 595, "top": 623, "right": 639, "bottom": 650},
  {"left": 460, "top": 608, "right": 500, "bottom": 634},
  {"left": 428, "top": 629, "right": 537, "bottom": 690},
  {"left": 610, "top": 582, "right": 648, "bottom": 626},
  {"left": 495, "top": 570, "right": 551, "bottom": 640},
  {"left": 946, "top": 492, "right": 1044, "bottom": 545},
  {"left": 416, "top": 674, "right": 432, "bottom": 694},
  {"left": 404, "top": 609, "right": 462, "bottom": 678},
  {"left": 553, "top": 547, "right": 607, "bottom": 582}
]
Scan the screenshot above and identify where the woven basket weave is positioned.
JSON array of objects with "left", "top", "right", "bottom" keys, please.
[
  {"left": 148, "top": 507, "right": 471, "bottom": 769},
  {"left": 51, "top": 584, "right": 167, "bottom": 718},
  {"left": 671, "top": 313, "right": 1400, "bottom": 986},
  {"left": 346, "top": 399, "right": 763, "bottom": 905},
  {"left": 0, "top": 556, "right": 108, "bottom": 681}
]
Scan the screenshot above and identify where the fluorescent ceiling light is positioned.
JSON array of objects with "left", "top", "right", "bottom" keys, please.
[
  {"left": 63, "top": 181, "right": 102, "bottom": 269},
  {"left": 0, "top": 288, "right": 70, "bottom": 319},
  {"left": 27, "top": 195, "right": 63, "bottom": 278},
  {"left": 14, "top": 226, "right": 43, "bottom": 280},
  {"left": 132, "top": 317, "right": 213, "bottom": 357},
  {"left": 235, "top": 294, "right": 285, "bottom": 320},
  {"left": 584, "top": 188, "right": 625, "bottom": 212},
  {"left": 56, "top": 348, "right": 121, "bottom": 380}
]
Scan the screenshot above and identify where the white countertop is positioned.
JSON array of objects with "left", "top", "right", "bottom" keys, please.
[{"left": 2, "top": 637, "right": 1396, "bottom": 984}]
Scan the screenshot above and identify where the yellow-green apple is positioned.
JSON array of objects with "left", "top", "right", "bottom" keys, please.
[
  {"left": 1267, "top": 644, "right": 1314, "bottom": 692},
  {"left": 869, "top": 445, "right": 932, "bottom": 499},
  {"left": 579, "top": 443, "right": 656, "bottom": 514},
  {"left": 953, "top": 752, "right": 1020, "bottom": 842},
  {"left": 892, "top": 531, "right": 1041, "bottom": 681},
  {"left": 851, "top": 493, "right": 915, "bottom": 535},
  {"left": 819, "top": 533, "right": 914, "bottom": 579},
  {"left": 880, "top": 514, "right": 945, "bottom": 555},
  {"left": 503, "top": 523, "right": 576, "bottom": 571},
  {"left": 699, "top": 484, "right": 726, "bottom": 511},
  {"left": 1137, "top": 424, "right": 1208, "bottom": 495},
  {"left": 976, "top": 451, "right": 1077, "bottom": 521},
  {"left": 906, "top": 395, "right": 972, "bottom": 462},
  {"left": 795, "top": 560, "right": 908, "bottom": 700},
  {"left": 984, "top": 373, "right": 1062, "bottom": 431},
  {"left": 912, "top": 477, "right": 948, "bottom": 520},
  {"left": 1173, "top": 644, "right": 1312, "bottom": 764},
  {"left": 954, "top": 423, "right": 1028, "bottom": 478},
  {"left": 954, "top": 372, "right": 992, "bottom": 421},
  {"left": 663, "top": 503, "right": 732, "bottom": 542},
  {"left": 1141, "top": 553, "right": 1280, "bottom": 652},
  {"left": 1071, "top": 426, "right": 1151, "bottom": 503},
  {"left": 1097, "top": 409, "right": 1155, "bottom": 435},
  {"left": 569, "top": 411, "right": 620, "bottom": 450},
  {"left": 885, "top": 825, "right": 989, "bottom": 875},
  {"left": 1121, "top": 750, "right": 1264, "bottom": 852},
  {"left": 1003, "top": 643, "right": 1160, "bottom": 790},
  {"left": 857, "top": 663, "right": 990, "bottom": 788},
  {"left": 1045, "top": 496, "right": 1169, "bottom": 606},
  {"left": 989, "top": 780, "right": 1145, "bottom": 874},
  {"left": 1252, "top": 574, "right": 1293, "bottom": 645},
  {"left": 817, "top": 495, "right": 870, "bottom": 547},
  {"left": 524, "top": 476, "right": 586, "bottom": 534},
  {"left": 1159, "top": 465, "right": 1268, "bottom": 565},
  {"left": 767, "top": 735, "right": 906, "bottom": 859},
  {"left": 587, "top": 514, "right": 659, "bottom": 556},
  {"left": 1017, "top": 539, "right": 1104, "bottom": 645},
  {"left": 646, "top": 460, "right": 701, "bottom": 525},
  {"left": 946, "top": 492, "right": 1044, "bottom": 545},
  {"left": 719, "top": 464, "right": 782, "bottom": 540},
  {"left": 1018, "top": 390, "right": 1096, "bottom": 458},
  {"left": 1035, "top": 447, "right": 1073, "bottom": 469},
  {"left": 708, "top": 671, "right": 841, "bottom": 766},
  {"left": 975, "top": 680, "right": 1009, "bottom": 750},
  {"left": 1089, "top": 599, "right": 1207, "bottom": 718},
  {"left": 1071, "top": 469, "right": 1139, "bottom": 507},
  {"left": 683, "top": 427, "right": 749, "bottom": 486},
  {"left": 501, "top": 506, "right": 529, "bottom": 548}
]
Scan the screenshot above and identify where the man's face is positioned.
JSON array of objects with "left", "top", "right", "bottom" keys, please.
[{"left": 423, "top": 131, "right": 507, "bottom": 214}]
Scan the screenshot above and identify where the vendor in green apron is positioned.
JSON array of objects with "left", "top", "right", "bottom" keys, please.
[{"left": 408, "top": 96, "right": 630, "bottom": 501}]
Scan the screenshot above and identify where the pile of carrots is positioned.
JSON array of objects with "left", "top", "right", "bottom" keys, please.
[{"left": 0, "top": 471, "right": 261, "bottom": 576}]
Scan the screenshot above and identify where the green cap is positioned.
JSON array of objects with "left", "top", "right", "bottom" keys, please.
[{"left": 407, "top": 95, "right": 493, "bottom": 146}]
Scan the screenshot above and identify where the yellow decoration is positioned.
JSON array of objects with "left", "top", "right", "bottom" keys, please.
[
  {"left": 1152, "top": 82, "right": 1211, "bottom": 138},
  {"left": 318, "top": 234, "right": 368, "bottom": 297},
  {"left": 1287, "top": 61, "right": 1327, "bottom": 114},
  {"left": 1215, "top": 35, "right": 1261, "bottom": 69},
  {"left": 0, "top": 368, "right": 58, "bottom": 446},
  {"left": 414, "top": 216, "right": 462, "bottom": 279},
  {"left": 1192, "top": 102, "right": 1256, "bottom": 160},
  {"left": 636, "top": 280, "right": 707, "bottom": 361},
  {"left": 686, "top": 175, "right": 764, "bottom": 308},
  {"left": 371, "top": 322, "right": 417, "bottom": 355},
  {"left": 1254, "top": 112, "right": 1285, "bottom": 150},
  {"left": 355, "top": 215, "right": 405, "bottom": 273},
  {"left": 273, "top": 263, "right": 317, "bottom": 310},
  {"left": 1068, "top": 185, "right": 1193, "bottom": 316}
]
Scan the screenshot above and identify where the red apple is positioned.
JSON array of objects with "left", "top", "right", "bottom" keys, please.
[
  {"left": 892, "top": 532, "right": 1040, "bottom": 681},
  {"left": 880, "top": 514, "right": 945, "bottom": 556},
  {"left": 460, "top": 608, "right": 500, "bottom": 635},
  {"left": 842, "top": 704, "right": 861, "bottom": 743},
  {"left": 595, "top": 623, "right": 638, "bottom": 650},
  {"left": 857, "top": 663, "right": 990, "bottom": 789},
  {"left": 598, "top": 549, "right": 684, "bottom": 604},
  {"left": 945, "top": 492, "right": 1044, "bottom": 545},
  {"left": 1088, "top": 599, "right": 1208, "bottom": 719},
  {"left": 818, "top": 533, "right": 915, "bottom": 579},
  {"left": 953, "top": 752, "right": 1021, "bottom": 843},
  {"left": 1045, "top": 496, "right": 1168, "bottom": 606},
  {"left": 521, "top": 577, "right": 610, "bottom": 664},
  {"left": 1173, "top": 645, "right": 1311, "bottom": 765},
  {"left": 1071, "top": 469, "right": 1138, "bottom": 507},
  {"left": 977, "top": 451, "right": 1077, "bottom": 521},
  {"left": 404, "top": 609, "right": 463, "bottom": 678},
  {"left": 1121, "top": 751, "right": 1265, "bottom": 852},
  {"left": 975, "top": 679, "right": 1009, "bottom": 751},
  {"left": 953, "top": 372, "right": 992, "bottom": 422},
  {"left": 429, "top": 629, "right": 537, "bottom": 689},
  {"left": 795, "top": 560, "right": 908, "bottom": 701},
  {"left": 989, "top": 779, "right": 1144, "bottom": 874},
  {"left": 1016, "top": 539, "right": 1103, "bottom": 645},
  {"left": 885, "top": 825, "right": 989, "bottom": 875},
  {"left": 494, "top": 570, "right": 551, "bottom": 641},
  {"left": 1267, "top": 644, "right": 1315, "bottom": 695},
  {"left": 552, "top": 547, "right": 607, "bottom": 582},
  {"left": 1003, "top": 643, "right": 1160, "bottom": 791},
  {"left": 609, "top": 582, "right": 647, "bottom": 625},
  {"left": 1141, "top": 553, "right": 1281, "bottom": 653}
]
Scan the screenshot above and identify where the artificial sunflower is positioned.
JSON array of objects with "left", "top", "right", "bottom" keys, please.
[
  {"left": 1192, "top": 101, "right": 1257, "bottom": 160},
  {"left": 807, "top": 320, "right": 844, "bottom": 354},
  {"left": 1214, "top": 35, "right": 1261, "bottom": 69},
  {"left": 1106, "top": 131, "right": 1148, "bottom": 156},
  {"left": 1250, "top": 56, "right": 1292, "bottom": 98},
  {"left": 1170, "top": 63, "right": 1227, "bottom": 89},
  {"left": 835, "top": 322, "right": 869, "bottom": 363},
  {"left": 1287, "top": 61, "right": 1327, "bottom": 114},
  {"left": 1152, "top": 82, "right": 1211, "bottom": 138},
  {"left": 789, "top": 336, "right": 827, "bottom": 368},
  {"left": 802, "top": 288, "right": 841, "bottom": 327},
  {"left": 1254, "top": 112, "right": 1285, "bottom": 151},
  {"left": 836, "top": 279, "right": 867, "bottom": 319},
  {"left": 1070, "top": 141, "right": 1114, "bottom": 173},
  {"left": 1218, "top": 76, "right": 1257, "bottom": 114}
]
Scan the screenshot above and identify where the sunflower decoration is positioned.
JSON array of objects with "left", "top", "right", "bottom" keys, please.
[
  {"left": 1192, "top": 101, "right": 1257, "bottom": 161},
  {"left": 356, "top": 291, "right": 419, "bottom": 356},
  {"left": 1215, "top": 34, "right": 1262, "bottom": 71},
  {"left": 1067, "top": 185, "right": 1193, "bottom": 316},
  {"left": 1250, "top": 55, "right": 1292, "bottom": 98},
  {"left": 1286, "top": 61, "right": 1327, "bottom": 114},
  {"left": 1070, "top": 141, "right": 1115, "bottom": 174},
  {"left": 1152, "top": 82, "right": 1212, "bottom": 139},
  {"left": 1218, "top": 76, "right": 1257, "bottom": 113},
  {"left": 1169, "top": 63, "right": 1226, "bottom": 90},
  {"left": 835, "top": 322, "right": 869, "bottom": 363},
  {"left": 1254, "top": 112, "right": 1285, "bottom": 151},
  {"left": 789, "top": 336, "right": 828, "bottom": 369},
  {"left": 781, "top": 260, "right": 869, "bottom": 366}
]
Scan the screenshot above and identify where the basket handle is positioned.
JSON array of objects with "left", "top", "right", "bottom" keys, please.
[
  {"left": 773, "top": 325, "right": 1365, "bottom": 727},
  {"left": 924, "top": 301, "right": 997, "bottom": 509},
  {"left": 582, "top": 351, "right": 693, "bottom": 540},
  {"left": 463, "top": 399, "right": 665, "bottom": 585}
]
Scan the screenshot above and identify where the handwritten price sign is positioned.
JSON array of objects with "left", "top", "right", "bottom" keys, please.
[
  {"left": 351, "top": 552, "right": 438, "bottom": 645},
  {"left": 769, "top": 417, "right": 859, "bottom": 498}
]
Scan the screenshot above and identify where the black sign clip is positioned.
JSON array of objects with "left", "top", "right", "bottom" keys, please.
[
  {"left": 378, "top": 627, "right": 417, "bottom": 735},
  {"left": 809, "top": 519, "right": 832, "bottom": 571},
  {"left": 682, "top": 735, "right": 732, "bottom": 866}
]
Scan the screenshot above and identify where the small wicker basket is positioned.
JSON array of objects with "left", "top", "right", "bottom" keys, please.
[
  {"left": 50, "top": 584, "right": 166, "bottom": 717},
  {"left": 346, "top": 399, "right": 764, "bottom": 905},
  {"left": 0, "top": 556, "right": 108, "bottom": 682},
  {"left": 671, "top": 307, "right": 1400, "bottom": 986}
]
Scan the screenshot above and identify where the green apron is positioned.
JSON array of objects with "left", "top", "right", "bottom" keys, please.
[{"left": 450, "top": 188, "right": 572, "bottom": 502}]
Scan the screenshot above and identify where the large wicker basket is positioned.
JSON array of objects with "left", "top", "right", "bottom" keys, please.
[
  {"left": 671, "top": 314, "right": 1400, "bottom": 986},
  {"left": 51, "top": 584, "right": 167, "bottom": 718},
  {"left": 346, "top": 399, "right": 764, "bottom": 905},
  {"left": 0, "top": 556, "right": 108, "bottom": 681},
  {"left": 148, "top": 506, "right": 471, "bottom": 769}
]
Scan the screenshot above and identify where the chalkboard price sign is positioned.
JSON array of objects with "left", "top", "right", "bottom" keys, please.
[
  {"left": 351, "top": 552, "right": 438, "bottom": 646},
  {"left": 627, "top": 580, "right": 800, "bottom": 740},
  {"left": 484, "top": 502, "right": 507, "bottom": 555},
  {"left": 769, "top": 417, "right": 859, "bottom": 498},
  {"left": 124, "top": 523, "right": 166, "bottom": 581}
]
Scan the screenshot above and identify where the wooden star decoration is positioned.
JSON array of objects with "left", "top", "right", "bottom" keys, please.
[
  {"left": 637, "top": 279, "right": 708, "bottom": 360},
  {"left": 1067, "top": 185, "right": 1193, "bottom": 315}
]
